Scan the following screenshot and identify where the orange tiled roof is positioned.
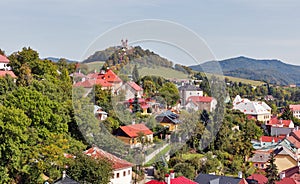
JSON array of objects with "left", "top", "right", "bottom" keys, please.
[
  {"left": 119, "top": 124, "right": 153, "bottom": 138},
  {"left": 84, "top": 146, "right": 133, "bottom": 170},
  {"left": 0, "top": 71, "right": 16, "bottom": 78},
  {"left": 0, "top": 55, "right": 9, "bottom": 63}
]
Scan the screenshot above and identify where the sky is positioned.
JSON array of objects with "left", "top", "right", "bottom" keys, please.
[{"left": 1, "top": 0, "right": 300, "bottom": 66}]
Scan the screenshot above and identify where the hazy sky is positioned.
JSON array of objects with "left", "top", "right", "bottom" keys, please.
[{"left": 1, "top": 0, "right": 300, "bottom": 65}]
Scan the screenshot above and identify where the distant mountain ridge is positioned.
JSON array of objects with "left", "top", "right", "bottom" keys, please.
[
  {"left": 189, "top": 56, "right": 300, "bottom": 85},
  {"left": 45, "top": 57, "right": 77, "bottom": 63}
]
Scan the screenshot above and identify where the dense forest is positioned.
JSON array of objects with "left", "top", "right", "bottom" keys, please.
[{"left": 0, "top": 47, "right": 113, "bottom": 183}]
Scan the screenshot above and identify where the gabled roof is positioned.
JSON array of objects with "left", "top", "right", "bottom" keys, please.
[
  {"left": 84, "top": 146, "right": 133, "bottom": 170},
  {"left": 98, "top": 69, "right": 122, "bottom": 83},
  {"left": 233, "top": 101, "right": 271, "bottom": 115},
  {"left": 247, "top": 173, "right": 268, "bottom": 184},
  {"left": 187, "top": 96, "right": 214, "bottom": 103},
  {"left": 195, "top": 173, "right": 249, "bottom": 184},
  {"left": 275, "top": 178, "right": 298, "bottom": 184},
  {"left": 73, "top": 80, "right": 94, "bottom": 88},
  {"left": 70, "top": 72, "right": 85, "bottom": 78},
  {"left": 260, "top": 136, "right": 285, "bottom": 143},
  {"left": 54, "top": 176, "right": 79, "bottom": 184},
  {"left": 267, "top": 117, "right": 293, "bottom": 128},
  {"left": 290, "top": 105, "right": 300, "bottom": 111},
  {"left": 248, "top": 151, "right": 270, "bottom": 163},
  {"left": 0, "top": 55, "right": 9, "bottom": 63},
  {"left": 127, "top": 81, "right": 143, "bottom": 91},
  {"left": 0, "top": 71, "right": 17, "bottom": 78},
  {"left": 145, "top": 176, "right": 197, "bottom": 184},
  {"left": 287, "top": 131, "right": 300, "bottom": 148},
  {"left": 119, "top": 124, "right": 153, "bottom": 138},
  {"left": 281, "top": 166, "right": 300, "bottom": 179},
  {"left": 156, "top": 110, "right": 180, "bottom": 124}
]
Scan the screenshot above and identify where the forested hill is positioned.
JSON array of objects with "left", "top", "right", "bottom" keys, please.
[
  {"left": 82, "top": 46, "right": 174, "bottom": 70},
  {"left": 189, "top": 56, "right": 300, "bottom": 85}
]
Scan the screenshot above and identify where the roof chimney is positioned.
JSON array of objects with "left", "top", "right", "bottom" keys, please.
[
  {"left": 238, "top": 171, "right": 243, "bottom": 179},
  {"left": 62, "top": 170, "right": 66, "bottom": 179},
  {"left": 279, "top": 172, "right": 285, "bottom": 179},
  {"left": 170, "top": 170, "right": 175, "bottom": 179},
  {"left": 165, "top": 174, "right": 170, "bottom": 184}
]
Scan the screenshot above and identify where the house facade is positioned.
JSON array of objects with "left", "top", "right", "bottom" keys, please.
[
  {"left": 0, "top": 55, "right": 11, "bottom": 71},
  {"left": 290, "top": 105, "right": 300, "bottom": 119},
  {"left": 155, "top": 111, "right": 180, "bottom": 132},
  {"left": 185, "top": 96, "right": 217, "bottom": 112},
  {"left": 266, "top": 117, "right": 294, "bottom": 136},
  {"left": 120, "top": 81, "right": 143, "bottom": 100},
  {"left": 115, "top": 123, "right": 153, "bottom": 148},
  {"left": 84, "top": 146, "right": 133, "bottom": 184},
  {"left": 233, "top": 95, "right": 271, "bottom": 123},
  {"left": 178, "top": 84, "right": 203, "bottom": 108}
]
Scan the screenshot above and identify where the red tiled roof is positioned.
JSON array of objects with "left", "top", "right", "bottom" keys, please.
[
  {"left": 84, "top": 146, "right": 133, "bottom": 170},
  {"left": 127, "top": 81, "right": 143, "bottom": 91},
  {"left": 86, "top": 73, "right": 99, "bottom": 79},
  {"left": 260, "top": 136, "right": 284, "bottom": 143},
  {"left": 0, "top": 55, "right": 9, "bottom": 63},
  {"left": 146, "top": 181, "right": 165, "bottom": 184},
  {"left": 187, "top": 96, "right": 214, "bottom": 104},
  {"left": 290, "top": 105, "right": 300, "bottom": 111},
  {"left": 171, "top": 176, "right": 197, "bottom": 184},
  {"left": 276, "top": 178, "right": 297, "bottom": 184},
  {"left": 239, "top": 178, "right": 248, "bottom": 184},
  {"left": 267, "top": 117, "right": 293, "bottom": 127},
  {"left": 0, "top": 71, "right": 17, "bottom": 78},
  {"left": 282, "top": 166, "right": 300, "bottom": 179},
  {"left": 247, "top": 174, "right": 268, "bottom": 184},
  {"left": 97, "top": 69, "right": 122, "bottom": 83},
  {"left": 287, "top": 134, "right": 300, "bottom": 149},
  {"left": 128, "top": 98, "right": 146, "bottom": 103},
  {"left": 73, "top": 80, "right": 94, "bottom": 88},
  {"left": 119, "top": 124, "right": 153, "bottom": 138},
  {"left": 95, "top": 78, "right": 112, "bottom": 87}
]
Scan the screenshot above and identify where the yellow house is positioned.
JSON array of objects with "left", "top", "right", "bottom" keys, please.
[
  {"left": 155, "top": 110, "right": 180, "bottom": 132},
  {"left": 274, "top": 146, "right": 298, "bottom": 173}
]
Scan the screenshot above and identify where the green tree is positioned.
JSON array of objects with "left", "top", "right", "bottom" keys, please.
[
  {"left": 266, "top": 152, "right": 279, "bottom": 184},
  {"left": 67, "top": 152, "right": 113, "bottom": 184},
  {"left": 132, "top": 93, "right": 142, "bottom": 113},
  {"left": 132, "top": 64, "right": 139, "bottom": 83},
  {"left": 280, "top": 106, "right": 294, "bottom": 120},
  {"left": 159, "top": 82, "right": 180, "bottom": 107}
]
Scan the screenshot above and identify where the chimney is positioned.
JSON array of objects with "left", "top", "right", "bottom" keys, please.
[
  {"left": 132, "top": 120, "right": 135, "bottom": 125},
  {"left": 170, "top": 170, "right": 175, "bottom": 179},
  {"left": 279, "top": 172, "right": 285, "bottom": 179},
  {"left": 165, "top": 174, "right": 170, "bottom": 184},
  {"left": 62, "top": 170, "right": 66, "bottom": 179},
  {"left": 279, "top": 118, "right": 282, "bottom": 124},
  {"left": 238, "top": 171, "right": 243, "bottom": 179}
]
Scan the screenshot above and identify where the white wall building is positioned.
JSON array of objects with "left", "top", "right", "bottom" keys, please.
[
  {"left": 84, "top": 146, "right": 133, "bottom": 184},
  {"left": 290, "top": 104, "right": 300, "bottom": 119}
]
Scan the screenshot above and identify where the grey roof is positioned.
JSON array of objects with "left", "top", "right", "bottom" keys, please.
[
  {"left": 248, "top": 152, "right": 270, "bottom": 163},
  {"left": 54, "top": 176, "right": 79, "bottom": 184},
  {"left": 195, "top": 173, "right": 255, "bottom": 184},
  {"left": 178, "top": 84, "right": 201, "bottom": 91}
]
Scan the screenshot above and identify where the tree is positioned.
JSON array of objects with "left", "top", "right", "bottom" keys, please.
[
  {"left": 159, "top": 82, "right": 180, "bottom": 107},
  {"left": 266, "top": 152, "right": 279, "bottom": 184},
  {"left": 66, "top": 153, "right": 113, "bottom": 184},
  {"left": 280, "top": 106, "right": 294, "bottom": 120},
  {"left": 132, "top": 93, "right": 142, "bottom": 113},
  {"left": 132, "top": 64, "right": 139, "bottom": 83}
]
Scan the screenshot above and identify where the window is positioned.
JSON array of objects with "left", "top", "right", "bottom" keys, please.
[
  {"left": 123, "top": 171, "right": 126, "bottom": 177},
  {"left": 116, "top": 173, "right": 119, "bottom": 178},
  {"left": 128, "top": 170, "right": 131, "bottom": 175},
  {"left": 261, "top": 164, "right": 264, "bottom": 168},
  {"left": 112, "top": 173, "right": 115, "bottom": 178},
  {"left": 255, "top": 164, "right": 258, "bottom": 167}
]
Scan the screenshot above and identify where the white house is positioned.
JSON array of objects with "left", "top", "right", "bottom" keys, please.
[
  {"left": 233, "top": 95, "right": 271, "bottom": 123},
  {"left": 178, "top": 84, "right": 203, "bottom": 108},
  {"left": 0, "top": 55, "right": 11, "bottom": 71},
  {"left": 84, "top": 146, "right": 133, "bottom": 184},
  {"left": 119, "top": 81, "right": 143, "bottom": 100},
  {"left": 185, "top": 96, "right": 217, "bottom": 112},
  {"left": 93, "top": 105, "right": 108, "bottom": 121},
  {"left": 290, "top": 104, "right": 300, "bottom": 119}
]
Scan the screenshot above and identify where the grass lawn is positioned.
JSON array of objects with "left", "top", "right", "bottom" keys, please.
[
  {"left": 181, "top": 153, "right": 205, "bottom": 160},
  {"left": 139, "top": 66, "right": 189, "bottom": 79},
  {"left": 145, "top": 144, "right": 171, "bottom": 166},
  {"left": 86, "top": 61, "right": 105, "bottom": 72}
]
